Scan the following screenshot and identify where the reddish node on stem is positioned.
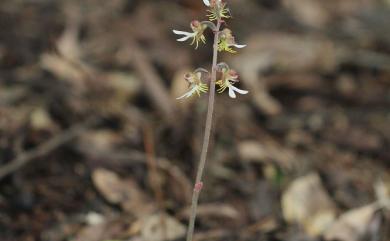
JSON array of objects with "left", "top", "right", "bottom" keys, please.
[{"left": 194, "top": 182, "right": 203, "bottom": 192}]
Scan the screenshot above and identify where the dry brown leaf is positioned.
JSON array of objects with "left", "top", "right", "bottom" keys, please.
[
  {"left": 244, "top": 216, "right": 279, "bottom": 234},
  {"left": 238, "top": 141, "right": 269, "bottom": 161},
  {"left": 375, "top": 179, "right": 390, "bottom": 209},
  {"left": 238, "top": 141, "right": 296, "bottom": 169},
  {"left": 57, "top": 17, "right": 81, "bottom": 61},
  {"left": 78, "top": 130, "right": 123, "bottom": 155},
  {"left": 283, "top": 0, "right": 329, "bottom": 27},
  {"left": 92, "top": 168, "right": 154, "bottom": 216},
  {"left": 141, "top": 213, "right": 186, "bottom": 241},
  {"left": 30, "top": 108, "right": 58, "bottom": 132},
  {"left": 323, "top": 203, "right": 381, "bottom": 241},
  {"left": 229, "top": 32, "right": 336, "bottom": 115},
  {"left": 241, "top": 33, "right": 337, "bottom": 72},
  {"left": 105, "top": 71, "right": 141, "bottom": 102},
  {"left": 282, "top": 0, "right": 373, "bottom": 28},
  {"left": 71, "top": 222, "right": 107, "bottom": 241},
  {"left": 282, "top": 173, "right": 337, "bottom": 236},
  {"left": 40, "top": 53, "right": 86, "bottom": 91}
]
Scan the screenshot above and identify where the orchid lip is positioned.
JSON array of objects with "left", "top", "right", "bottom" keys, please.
[
  {"left": 233, "top": 44, "right": 247, "bottom": 48},
  {"left": 173, "top": 30, "right": 196, "bottom": 42}
]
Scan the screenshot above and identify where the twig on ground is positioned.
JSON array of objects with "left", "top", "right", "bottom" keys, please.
[
  {"left": 129, "top": 39, "right": 177, "bottom": 121},
  {"left": 143, "top": 124, "right": 167, "bottom": 240},
  {"left": 0, "top": 118, "right": 99, "bottom": 181}
]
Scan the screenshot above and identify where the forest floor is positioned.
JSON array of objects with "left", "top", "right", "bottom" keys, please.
[{"left": 0, "top": 0, "right": 389, "bottom": 241}]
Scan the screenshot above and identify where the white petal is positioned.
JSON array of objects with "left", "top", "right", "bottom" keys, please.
[
  {"left": 173, "top": 30, "right": 196, "bottom": 42},
  {"left": 231, "top": 85, "right": 249, "bottom": 95},
  {"left": 228, "top": 87, "right": 237, "bottom": 98},
  {"left": 173, "top": 30, "right": 191, "bottom": 35},
  {"left": 203, "top": 0, "right": 210, "bottom": 6},
  {"left": 233, "top": 44, "right": 247, "bottom": 48},
  {"left": 176, "top": 87, "right": 197, "bottom": 99},
  {"left": 177, "top": 35, "right": 192, "bottom": 42},
  {"left": 176, "top": 93, "right": 188, "bottom": 100}
]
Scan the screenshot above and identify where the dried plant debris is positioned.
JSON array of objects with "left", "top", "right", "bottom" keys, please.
[
  {"left": 92, "top": 168, "right": 155, "bottom": 216},
  {"left": 282, "top": 173, "right": 337, "bottom": 236},
  {"left": 323, "top": 203, "right": 382, "bottom": 241},
  {"left": 141, "top": 213, "right": 186, "bottom": 241},
  {"left": 1, "top": 0, "right": 390, "bottom": 240}
]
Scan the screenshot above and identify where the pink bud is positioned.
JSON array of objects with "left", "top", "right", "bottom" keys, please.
[
  {"left": 191, "top": 20, "right": 201, "bottom": 28},
  {"left": 211, "top": 0, "right": 222, "bottom": 7},
  {"left": 229, "top": 69, "right": 238, "bottom": 78},
  {"left": 184, "top": 73, "right": 192, "bottom": 80}
]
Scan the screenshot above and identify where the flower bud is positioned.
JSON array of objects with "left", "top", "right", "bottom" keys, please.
[
  {"left": 228, "top": 69, "right": 239, "bottom": 80},
  {"left": 190, "top": 20, "right": 201, "bottom": 29}
]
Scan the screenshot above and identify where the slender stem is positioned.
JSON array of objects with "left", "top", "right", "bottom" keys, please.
[{"left": 186, "top": 20, "right": 222, "bottom": 241}]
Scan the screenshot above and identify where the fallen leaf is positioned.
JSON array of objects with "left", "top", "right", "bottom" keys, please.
[
  {"left": 30, "top": 108, "right": 58, "bottom": 132},
  {"left": 323, "top": 203, "right": 381, "bottom": 241},
  {"left": 282, "top": 173, "right": 337, "bottom": 236},
  {"left": 141, "top": 213, "right": 186, "bottom": 241},
  {"left": 105, "top": 71, "right": 141, "bottom": 102},
  {"left": 179, "top": 203, "right": 240, "bottom": 220},
  {"left": 85, "top": 212, "right": 105, "bottom": 226},
  {"left": 72, "top": 222, "right": 107, "bottom": 241},
  {"left": 283, "top": 0, "right": 329, "bottom": 27},
  {"left": 229, "top": 32, "right": 337, "bottom": 115},
  {"left": 92, "top": 168, "right": 154, "bottom": 216},
  {"left": 374, "top": 179, "right": 390, "bottom": 209},
  {"left": 238, "top": 141, "right": 296, "bottom": 169},
  {"left": 78, "top": 130, "right": 123, "bottom": 155},
  {"left": 40, "top": 53, "right": 86, "bottom": 92}
]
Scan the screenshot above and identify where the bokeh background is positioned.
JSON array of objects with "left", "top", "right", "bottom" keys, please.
[{"left": 0, "top": 0, "right": 389, "bottom": 241}]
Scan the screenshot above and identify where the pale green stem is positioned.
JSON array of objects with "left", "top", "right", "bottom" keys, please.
[{"left": 185, "top": 19, "right": 222, "bottom": 241}]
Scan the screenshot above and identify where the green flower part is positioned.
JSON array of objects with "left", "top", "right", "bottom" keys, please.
[
  {"left": 173, "top": 20, "right": 209, "bottom": 49},
  {"left": 216, "top": 63, "right": 248, "bottom": 98},
  {"left": 177, "top": 69, "right": 209, "bottom": 99},
  {"left": 217, "top": 28, "right": 246, "bottom": 53},
  {"left": 206, "top": 0, "right": 231, "bottom": 21}
]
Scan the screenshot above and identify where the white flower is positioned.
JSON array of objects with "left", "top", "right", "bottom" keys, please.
[
  {"left": 176, "top": 83, "right": 208, "bottom": 99},
  {"left": 232, "top": 44, "right": 246, "bottom": 48},
  {"left": 172, "top": 20, "right": 207, "bottom": 49},
  {"left": 177, "top": 71, "right": 209, "bottom": 99},
  {"left": 218, "top": 79, "right": 249, "bottom": 98},
  {"left": 217, "top": 69, "right": 248, "bottom": 98},
  {"left": 217, "top": 28, "right": 246, "bottom": 53},
  {"left": 204, "top": 0, "right": 223, "bottom": 7},
  {"left": 173, "top": 30, "right": 196, "bottom": 42},
  {"left": 226, "top": 84, "right": 249, "bottom": 98}
]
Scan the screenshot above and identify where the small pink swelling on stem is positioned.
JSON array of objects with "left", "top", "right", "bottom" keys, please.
[{"left": 194, "top": 182, "right": 203, "bottom": 192}]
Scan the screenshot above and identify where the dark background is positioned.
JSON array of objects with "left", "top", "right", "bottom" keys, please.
[{"left": 0, "top": 0, "right": 389, "bottom": 240}]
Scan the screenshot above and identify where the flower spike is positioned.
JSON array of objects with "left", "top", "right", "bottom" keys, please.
[
  {"left": 177, "top": 69, "right": 209, "bottom": 99},
  {"left": 172, "top": 1, "right": 249, "bottom": 240}
]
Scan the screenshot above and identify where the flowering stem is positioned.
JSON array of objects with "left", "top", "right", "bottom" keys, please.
[{"left": 186, "top": 19, "right": 222, "bottom": 241}]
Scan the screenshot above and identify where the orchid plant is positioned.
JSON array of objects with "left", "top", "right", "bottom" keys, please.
[
  {"left": 173, "top": 1, "right": 248, "bottom": 100},
  {"left": 173, "top": 1, "right": 248, "bottom": 241}
]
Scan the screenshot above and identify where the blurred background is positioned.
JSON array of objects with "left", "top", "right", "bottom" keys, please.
[{"left": 0, "top": 0, "right": 389, "bottom": 240}]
